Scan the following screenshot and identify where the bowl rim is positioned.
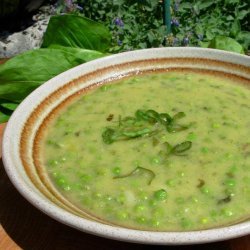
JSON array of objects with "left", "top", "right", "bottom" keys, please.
[{"left": 2, "top": 47, "right": 250, "bottom": 245}]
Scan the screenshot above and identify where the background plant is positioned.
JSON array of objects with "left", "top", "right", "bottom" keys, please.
[{"left": 55, "top": 0, "right": 250, "bottom": 52}]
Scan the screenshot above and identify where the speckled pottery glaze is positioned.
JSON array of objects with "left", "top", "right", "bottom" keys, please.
[{"left": 2, "top": 48, "right": 250, "bottom": 245}]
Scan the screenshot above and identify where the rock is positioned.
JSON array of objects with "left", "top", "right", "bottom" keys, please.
[{"left": 0, "top": 4, "right": 53, "bottom": 58}]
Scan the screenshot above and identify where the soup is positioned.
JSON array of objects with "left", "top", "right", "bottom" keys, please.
[{"left": 40, "top": 70, "right": 250, "bottom": 231}]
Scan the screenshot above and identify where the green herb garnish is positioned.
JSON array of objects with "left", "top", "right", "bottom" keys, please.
[
  {"left": 164, "top": 141, "right": 192, "bottom": 156},
  {"left": 113, "top": 166, "right": 156, "bottom": 185},
  {"left": 102, "top": 109, "right": 190, "bottom": 144}
]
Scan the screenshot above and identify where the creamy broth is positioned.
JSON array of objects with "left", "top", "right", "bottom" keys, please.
[{"left": 41, "top": 71, "right": 250, "bottom": 231}]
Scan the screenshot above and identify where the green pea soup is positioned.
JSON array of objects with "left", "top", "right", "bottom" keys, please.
[{"left": 40, "top": 70, "right": 250, "bottom": 231}]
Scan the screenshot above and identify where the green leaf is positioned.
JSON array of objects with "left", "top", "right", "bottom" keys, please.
[
  {"left": 42, "top": 14, "right": 111, "bottom": 52},
  {"left": 0, "top": 47, "right": 105, "bottom": 103},
  {"left": 0, "top": 112, "right": 9, "bottom": 123},
  {"left": 230, "top": 20, "right": 241, "bottom": 38},
  {"left": 236, "top": 10, "right": 249, "bottom": 20},
  {"left": 208, "top": 36, "right": 245, "bottom": 54},
  {"left": 198, "top": 1, "right": 214, "bottom": 10},
  {"left": 236, "top": 31, "right": 250, "bottom": 51}
]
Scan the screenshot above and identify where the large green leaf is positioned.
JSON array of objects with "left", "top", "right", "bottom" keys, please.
[
  {"left": 0, "top": 47, "right": 105, "bottom": 103},
  {"left": 208, "top": 36, "right": 244, "bottom": 54},
  {"left": 42, "top": 15, "right": 111, "bottom": 52}
]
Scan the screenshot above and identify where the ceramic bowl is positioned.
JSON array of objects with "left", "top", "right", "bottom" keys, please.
[{"left": 2, "top": 48, "right": 250, "bottom": 244}]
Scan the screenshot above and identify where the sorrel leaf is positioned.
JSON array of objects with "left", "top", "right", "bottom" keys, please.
[
  {"left": 0, "top": 47, "right": 105, "bottom": 103},
  {"left": 208, "top": 36, "right": 244, "bottom": 54},
  {"left": 42, "top": 14, "right": 111, "bottom": 52}
]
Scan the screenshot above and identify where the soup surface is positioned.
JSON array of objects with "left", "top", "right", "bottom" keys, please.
[{"left": 41, "top": 71, "right": 250, "bottom": 231}]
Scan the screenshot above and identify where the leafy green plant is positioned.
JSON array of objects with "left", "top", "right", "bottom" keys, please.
[
  {"left": 0, "top": 15, "right": 109, "bottom": 122},
  {"left": 55, "top": 0, "right": 249, "bottom": 53},
  {"left": 42, "top": 14, "right": 111, "bottom": 52},
  {"left": 170, "top": 0, "right": 250, "bottom": 51}
]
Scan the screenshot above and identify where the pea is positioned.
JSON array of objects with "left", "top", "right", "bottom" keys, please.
[
  {"left": 105, "top": 195, "right": 113, "bottom": 202},
  {"left": 221, "top": 208, "right": 234, "bottom": 217},
  {"left": 190, "top": 196, "right": 199, "bottom": 203},
  {"left": 134, "top": 205, "right": 146, "bottom": 213},
  {"left": 82, "top": 197, "right": 92, "bottom": 206},
  {"left": 151, "top": 157, "right": 160, "bottom": 164},
  {"left": 154, "top": 189, "right": 167, "bottom": 201},
  {"left": 148, "top": 199, "right": 157, "bottom": 207},
  {"left": 116, "top": 211, "right": 128, "bottom": 220},
  {"left": 116, "top": 194, "right": 126, "bottom": 204},
  {"left": 112, "top": 167, "right": 121, "bottom": 175},
  {"left": 201, "top": 147, "right": 209, "bottom": 153},
  {"left": 166, "top": 179, "right": 176, "bottom": 187},
  {"left": 224, "top": 179, "right": 236, "bottom": 187},
  {"left": 152, "top": 207, "right": 165, "bottom": 218},
  {"left": 180, "top": 218, "right": 192, "bottom": 229},
  {"left": 187, "top": 132, "right": 197, "bottom": 141},
  {"left": 100, "top": 85, "right": 110, "bottom": 92},
  {"left": 212, "top": 123, "right": 220, "bottom": 128},
  {"left": 80, "top": 174, "right": 92, "bottom": 183},
  {"left": 151, "top": 219, "right": 160, "bottom": 227},
  {"left": 93, "top": 192, "right": 102, "bottom": 199},
  {"left": 48, "top": 159, "right": 59, "bottom": 167},
  {"left": 52, "top": 171, "right": 59, "bottom": 177},
  {"left": 56, "top": 178, "right": 66, "bottom": 187},
  {"left": 138, "top": 192, "right": 148, "bottom": 201},
  {"left": 200, "top": 186, "right": 211, "bottom": 195},
  {"left": 136, "top": 216, "right": 146, "bottom": 224},
  {"left": 200, "top": 217, "right": 208, "bottom": 224},
  {"left": 177, "top": 171, "right": 185, "bottom": 177}
]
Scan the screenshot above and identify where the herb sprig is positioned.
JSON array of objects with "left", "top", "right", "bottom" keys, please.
[
  {"left": 102, "top": 109, "right": 190, "bottom": 144},
  {"left": 113, "top": 166, "right": 156, "bottom": 185}
]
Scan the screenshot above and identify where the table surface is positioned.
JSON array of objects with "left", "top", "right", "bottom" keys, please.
[{"left": 0, "top": 122, "right": 249, "bottom": 249}]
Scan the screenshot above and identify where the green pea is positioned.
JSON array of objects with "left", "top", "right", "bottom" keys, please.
[
  {"left": 210, "top": 210, "right": 219, "bottom": 220},
  {"left": 180, "top": 218, "right": 192, "bottom": 229},
  {"left": 200, "top": 217, "right": 209, "bottom": 224},
  {"left": 154, "top": 189, "right": 167, "bottom": 201},
  {"left": 152, "top": 207, "right": 165, "bottom": 218},
  {"left": 201, "top": 147, "right": 209, "bottom": 153},
  {"left": 80, "top": 174, "right": 92, "bottom": 183},
  {"left": 48, "top": 159, "right": 59, "bottom": 167},
  {"left": 190, "top": 196, "right": 199, "bottom": 203},
  {"left": 93, "top": 192, "right": 102, "bottom": 199},
  {"left": 52, "top": 171, "right": 59, "bottom": 177},
  {"left": 224, "top": 179, "right": 236, "bottom": 187},
  {"left": 56, "top": 178, "right": 66, "bottom": 187},
  {"left": 152, "top": 157, "right": 160, "bottom": 164},
  {"left": 221, "top": 208, "right": 234, "bottom": 217},
  {"left": 82, "top": 197, "right": 92, "bottom": 206},
  {"left": 116, "top": 211, "right": 128, "bottom": 220},
  {"left": 138, "top": 192, "right": 148, "bottom": 201},
  {"left": 112, "top": 167, "right": 121, "bottom": 175},
  {"left": 166, "top": 179, "right": 176, "bottom": 187},
  {"left": 116, "top": 194, "right": 126, "bottom": 204},
  {"left": 200, "top": 186, "right": 211, "bottom": 195},
  {"left": 187, "top": 132, "right": 197, "bottom": 141},
  {"left": 151, "top": 219, "right": 160, "bottom": 227},
  {"left": 212, "top": 123, "right": 220, "bottom": 128},
  {"left": 134, "top": 205, "right": 146, "bottom": 213},
  {"left": 136, "top": 216, "right": 146, "bottom": 224},
  {"left": 100, "top": 85, "right": 110, "bottom": 92},
  {"left": 148, "top": 199, "right": 157, "bottom": 207},
  {"left": 177, "top": 171, "right": 185, "bottom": 177}
]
